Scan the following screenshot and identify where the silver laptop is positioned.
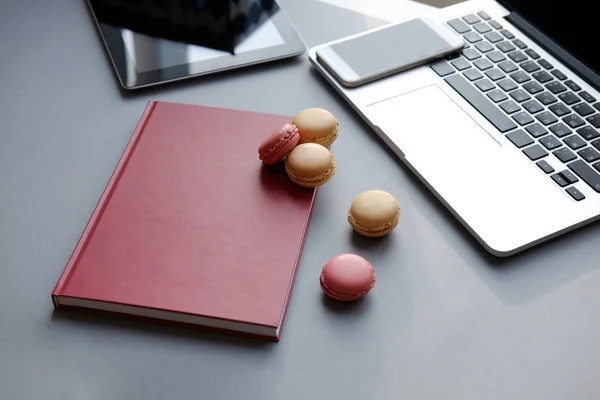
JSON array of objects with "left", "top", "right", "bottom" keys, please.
[{"left": 309, "top": 0, "right": 600, "bottom": 256}]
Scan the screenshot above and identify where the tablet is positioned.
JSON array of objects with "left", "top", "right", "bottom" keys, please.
[{"left": 86, "top": 0, "right": 306, "bottom": 90}]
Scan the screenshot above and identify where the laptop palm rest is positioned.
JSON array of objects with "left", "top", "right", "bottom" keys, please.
[{"left": 365, "top": 84, "right": 563, "bottom": 252}]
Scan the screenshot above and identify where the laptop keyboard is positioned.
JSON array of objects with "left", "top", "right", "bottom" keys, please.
[{"left": 430, "top": 10, "right": 600, "bottom": 201}]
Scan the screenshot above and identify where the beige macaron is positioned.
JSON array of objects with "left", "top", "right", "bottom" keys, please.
[
  {"left": 285, "top": 143, "right": 336, "bottom": 188},
  {"left": 291, "top": 108, "right": 339, "bottom": 147},
  {"left": 348, "top": 190, "right": 401, "bottom": 237}
]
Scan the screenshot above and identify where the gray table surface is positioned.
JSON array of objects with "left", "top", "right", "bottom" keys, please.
[{"left": 2, "top": 1, "right": 600, "bottom": 399}]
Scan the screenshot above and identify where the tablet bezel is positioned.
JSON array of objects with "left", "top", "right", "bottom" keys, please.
[{"left": 86, "top": 0, "right": 306, "bottom": 90}]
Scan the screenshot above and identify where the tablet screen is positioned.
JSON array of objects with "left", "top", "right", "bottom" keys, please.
[{"left": 87, "top": 0, "right": 305, "bottom": 89}]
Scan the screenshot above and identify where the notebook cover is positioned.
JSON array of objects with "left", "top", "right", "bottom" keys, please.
[{"left": 52, "top": 101, "right": 316, "bottom": 340}]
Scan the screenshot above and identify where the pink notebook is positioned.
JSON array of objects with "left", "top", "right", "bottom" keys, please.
[{"left": 52, "top": 101, "right": 317, "bottom": 340}]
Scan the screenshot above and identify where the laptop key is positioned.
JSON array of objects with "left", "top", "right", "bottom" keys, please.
[
  {"left": 592, "top": 139, "right": 600, "bottom": 151},
  {"left": 462, "top": 48, "right": 481, "bottom": 60},
  {"left": 513, "top": 111, "right": 534, "bottom": 126},
  {"left": 538, "top": 59, "right": 553, "bottom": 70},
  {"left": 496, "top": 41, "right": 516, "bottom": 53},
  {"left": 448, "top": 19, "right": 471, "bottom": 33},
  {"left": 513, "top": 39, "right": 527, "bottom": 49},
  {"left": 489, "top": 20, "right": 502, "bottom": 29},
  {"left": 573, "top": 103, "right": 595, "bottom": 116},
  {"left": 510, "top": 71, "right": 530, "bottom": 83},
  {"left": 430, "top": 61, "right": 455, "bottom": 77},
  {"left": 484, "top": 31, "right": 503, "bottom": 43},
  {"left": 549, "top": 103, "right": 571, "bottom": 117},
  {"left": 523, "top": 144, "right": 548, "bottom": 160},
  {"left": 477, "top": 11, "right": 491, "bottom": 20},
  {"left": 587, "top": 114, "right": 600, "bottom": 128},
  {"left": 559, "top": 92, "right": 581, "bottom": 105},
  {"left": 510, "top": 89, "right": 531, "bottom": 103},
  {"left": 580, "top": 91, "right": 596, "bottom": 103},
  {"left": 536, "top": 111, "right": 558, "bottom": 125},
  {"left": 568, "top": 160, "right": 600, "bottom": 192},
  {"left": 498, "top": 60, "right": 518, "bottom": 73},
  {"left": 565, "top": 80, "right": 581, "bottom": 92},
  {"left": 535, "top": 92, "right": 557, "bottom": 105},
  {"left": 520, "top": 61, "right": 540, "bottom": 73},
  {"left": 451, "top": 58, "right": 471, "bottom": 71},
  {"left": 444, "top": 74, "right": 517, "bottom": 132},
  {"left": 487, "top": 89, "right": 508, "bottom": 102},
  {"left": 577, "top": 126, "right": 600, "bottom": 140},
  {"left": 464, "top": 69, "right": 483, "bottom": 81},
  {"left": 526, "top": 123, "right": 548, "bottom": 138},
  {"left": 500, "top": 100, "right": 521, "bottom": 114},
  {"left": 536, "top": 160, "right": 555, "bottom": 174},
  {"left": 554, "top": 148, "right": 577, "bottom": 163},
  {"left": 498, "top": 79, "right": 518, "bottom": 92},
  {"left": 550, "top": 123, "right": 572, "bottom": 137},
  {"left": 578, "top": 147, "right": 600, "bottom": 162},
  {"left": 551, "top": 69, "right": 567, "bottom": 80},
  {"left": 523, "top": 100, "right": 544, "bottom": 114},
  {"left": 474, "top": 58, "right": 494, "bottom": 70},
  {"left": 475, "top": 79, "right": 495, "bottom": 91},
  {"left": 522, "top": 82, "right": 544, "bottom": 94},
  {"left": 564, "top": 114, "right": 586, "bottom": 128},
  {"left": 551, "top": 173, "right": 569, "bottom": 187},
  {"left": 560, "top": 170, "right": 579, "bottom": 184},
  {"left": 506, "top": 129, "right": 534, "bottom": 148},
  {"left": 545, "top": 81, "right": 567, "bottom": 94},
  {"left": 499, "top": 29, "right": 514, "bottom": 39},
  {"left": 464, "top": 32, "right": 483, "bottom": 43},
  {"left": 474, "top": 22, "right": 492, "bottom": 33},
  {"left": 540, "top": 135, "right": 562, "bottom": 150},
  {"left": 485, "top": 68, "right": 505, "bottom": 81},
  {"left": 508, "top": 51, "right": 527, "bottom": 63},
  {"left": 566, "top": 187, "right": 585, "bottom": 201},
  {"left": 486, "top": 51, "right": 506, "bottom": 63},
  {"left": 463, "top": 14, "right": 481, "bottom": 24},
  {"left": 564, "top": 135, "right": 587, "bottom": 150},
  {"left": 475, "top": 42, "right": 494, "bottom": 53},
  {"left": 525, "top": 49, "right": 540, "bottom": 59},
  {"left": 533, "top": 71, "right": 553, "bottom": 83},
  {"left": 595, "top": 103, "right": 600, "bottom": 111}
]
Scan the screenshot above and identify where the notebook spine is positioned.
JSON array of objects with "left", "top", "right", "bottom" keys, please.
[{"left": 51, "top": 101, "right": 158, "bottom": 306}]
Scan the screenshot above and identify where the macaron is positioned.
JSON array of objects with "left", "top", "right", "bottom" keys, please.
[
  {"left": 291, "top": 108, "right": 339, "bottom": 147},
  {"left": 258, "top": 123, "right": 300, "bottom": 165},
  {"left": 320, "top": 254, "right": 376, "bottom": 301},
  {"left": 285, "top": 143, "right": 336, "bottom": 188},
  {"left": 348, "top": 190, "right": 401, "bottom": 237}
]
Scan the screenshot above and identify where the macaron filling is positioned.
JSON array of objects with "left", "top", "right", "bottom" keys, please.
[
  {"left": 348, "top": 208, "right": 401, "bottom": 235},
  {"left": 320, "top": 271, "right": 376, "bottom": 300},
  {"left": 297, "top": 123, "right": 338, "bottom": 145}
]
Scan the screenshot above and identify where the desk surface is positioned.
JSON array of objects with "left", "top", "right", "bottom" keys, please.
[{"left": 2, "top": 1, "right": 600, "bottom": 399}]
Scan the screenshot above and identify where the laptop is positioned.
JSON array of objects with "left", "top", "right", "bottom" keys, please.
[{"left": 308, "top": 0, "right": 600, "bottom": 256}]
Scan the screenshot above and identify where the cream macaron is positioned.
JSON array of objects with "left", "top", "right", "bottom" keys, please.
[
  {"left": 348, "top": 190, "right": 401, "bottom": 237},
  {"left": 285, "top": 143, "right": 336, "bottom": 188},
  {"left": 291, "top": 108, "right": 339, "bottom": 147}
]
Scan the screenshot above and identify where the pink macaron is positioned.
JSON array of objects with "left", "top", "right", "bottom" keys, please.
[
  {"left": 320, "top": 254, "right": 376, "bottom": 301},
  {"left": 258, "top": 123, "right": 300, "bottom": 165}
]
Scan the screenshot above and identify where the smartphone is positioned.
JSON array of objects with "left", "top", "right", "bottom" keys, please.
[{"left": 316, "top": 18, "right": 464, "bottom": 87}]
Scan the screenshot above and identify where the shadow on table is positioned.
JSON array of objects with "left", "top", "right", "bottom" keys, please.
[
  {"left": 308, "top": 66, "right": 600, "bottom": 307},
  {"left": 50, "top": 308, "right": 276, "bottom": 350},
  {"left": 320, "top": 293, "right": 372, "bottom": 315}
]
